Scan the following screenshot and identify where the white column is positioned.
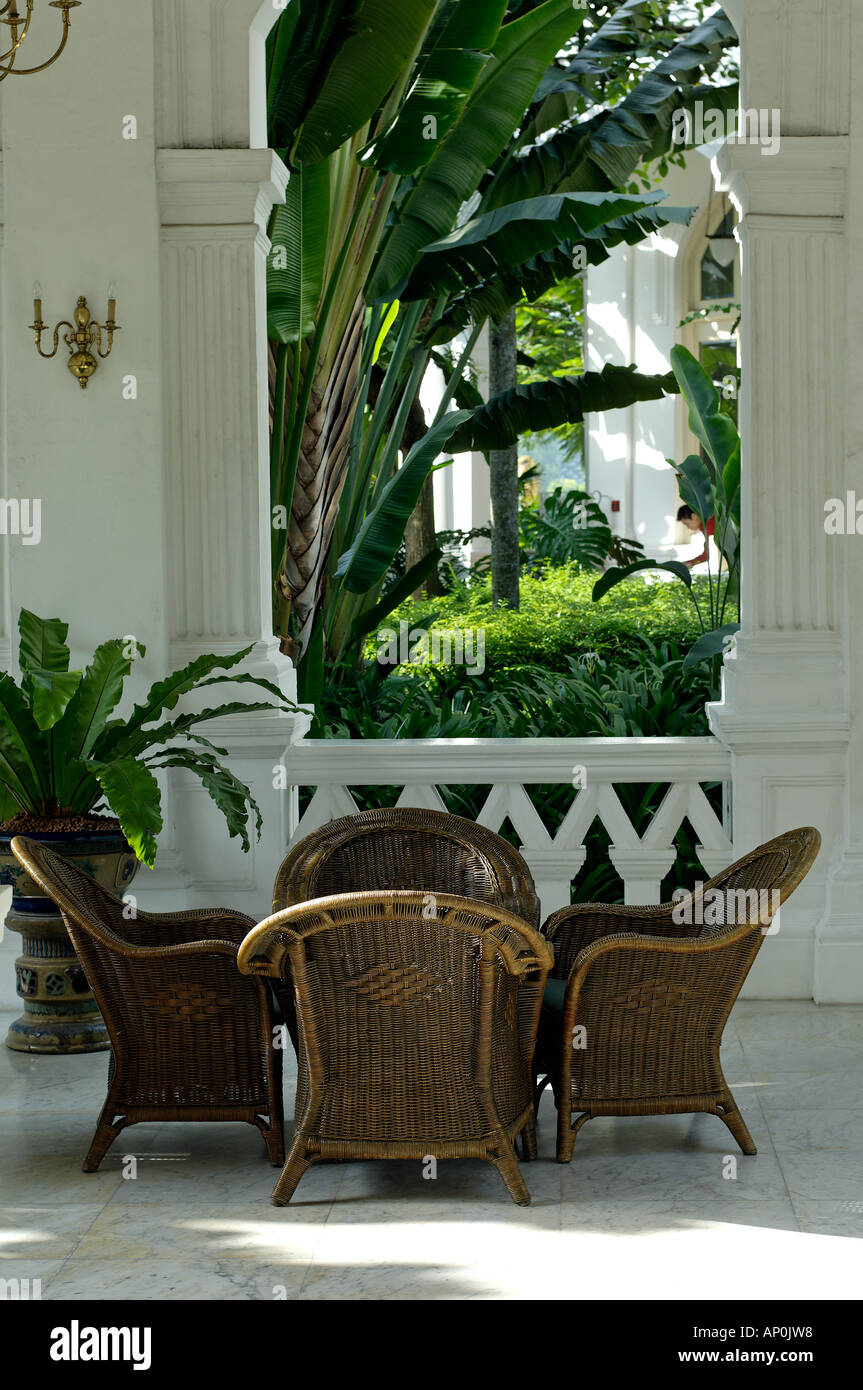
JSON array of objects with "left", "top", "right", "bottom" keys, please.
[{"left": 708, "top": 0, "right": 857, "bottom": 998}]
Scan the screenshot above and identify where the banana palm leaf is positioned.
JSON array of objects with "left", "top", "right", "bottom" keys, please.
[
  {"left": 360, "top": 0, "right": 506, "bottom": 174},
  {"left": 289, "top": 0, "right": 438, "bottom": 165},
  {"left": 267, "top": 160, "right": 332, "bottom": 344},
  {"left": 336, "top": 410, "right": 469, "bottom": 592},
  {"left": 485, "top": 9, "right": 738, "bottom": 207},
  {"left": 448, "top": 364, "right": 678, "bottom": 452},
  {"left": 426, "top": 201, "right": 694, "bottom": 342},
  {"left": 369, "top": 0, "right": 583, "bottom": 301},
  {"left": 400, "top": 189, "right": 672, "bottom": 301}
]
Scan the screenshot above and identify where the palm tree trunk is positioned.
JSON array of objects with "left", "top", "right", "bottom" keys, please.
[
  {"left": 489, "top": 308, "right": 520, "bottom": 610},
  {"left": 270, "top": 296, "right": 366, "bottom": 657}
]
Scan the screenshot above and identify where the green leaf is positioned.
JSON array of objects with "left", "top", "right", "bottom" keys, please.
[
  {"left": 100, "top": 647, "right": 254, "bottom": 757},
  {"left": 288, "top": 0, "right": 438, "bottom": 165},
  {"left": 372, "top": 300, "right": 401, "bottom": 365},
  {"left": 347, "top": 549, "right": 444, "bottom": 646},
  {"left": 592, "top": 559, "right": 692, "bottom": 603},
  {"left": 448, "top": 364, "right": 678, "bottom": 452},
  {"left": 336, "top": 411, "right": 470, "bottom": 592},
  {"left": 674, "top": 453, "right": 715, "bottom": 532},
  {"left": 267, "top": 159, "right": 331, "bottom": 344},
  {"left": 682, "top": 622, "right": 741, "bottom": 670},
  {"left": 426, "top": 201, "right": 694, "bottom": 343},
  {"left": 400, "top": 189, "right": 678, "bottom": 302},
  {"left": 369, "top": 0, "right": 584, "bottom": 301},
  {"left": 670, "top": 344, "right": 719, "bottom": 447},
  {"left": 18, "top": 610, "right": 71, "bottom": 681},
  {"left": 52, "top": 640, "right": 134, "bottom": 785},
  {"left": 0, "top": 674, "right": 48, "bottom": 814},
  {"left": 28, "top": 669, "right": 84, "bottom": 732},
  {"left": 520, "top": 488, "right": 612, "bottom": 569},
  {"left": 485, "top": 8, "right": 737, "bottom": 208},
  {"left": 86, "top": 758, "right": 163, "bottom": 869},
  {"left": 108, "top": 701, "right": 279, "bottom": 762},
  {"left": 145, "top": 751, "right": 261, "bottom": 855},
  {"left": 360, "top": 0, "right": 506, "bottom": 174}
]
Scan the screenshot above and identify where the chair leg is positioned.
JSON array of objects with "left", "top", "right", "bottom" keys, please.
[
  {"left": 521, "top": 1114, "right": 538, "bottom": 1162},
  {"left": 251, "top": 1114, "right": 286, "bottom": 1166},
  {"left": 271, "top": 1137, "right": 315, "bottom": 1205},
  {"left": 557, "top": 1110, "right": 590, "bottom": 1163},
  {"left": 82, "top": 1112, "right": 128, "bottom": 1173},
  {"left": 488, "top": 1136, "right": 531, "bottom": 1206},
  {"left": 717, "top": 1096, "right": 757, "bottom": 1156}
]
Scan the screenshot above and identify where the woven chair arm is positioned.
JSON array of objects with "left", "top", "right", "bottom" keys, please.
[
  {"left": 543, "top": 901, "right": 696, "bottom": 977},
  {"left": 559, "top": 921, "right": 757, "bottom": 1029},
  {"left": 238, "top": 889, "right": 553, "bottom": 979}
]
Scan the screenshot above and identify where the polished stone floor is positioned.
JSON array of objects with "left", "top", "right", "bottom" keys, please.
[{"left": 2, "top": 1001, "right": 862, "bottom": 1301}]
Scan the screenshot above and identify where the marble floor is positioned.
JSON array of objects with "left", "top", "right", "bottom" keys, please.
[{"left": 2, "top": 1000, "right": 862, "bottom": 1301}]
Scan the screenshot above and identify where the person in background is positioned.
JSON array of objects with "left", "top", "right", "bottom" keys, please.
[{"left": 677, "top": 504, "right": 715, "bottom": 569}]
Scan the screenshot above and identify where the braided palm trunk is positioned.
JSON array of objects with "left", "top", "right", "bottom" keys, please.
[{"left": 269, "top": 296, "right": 365, "bottom": 658}]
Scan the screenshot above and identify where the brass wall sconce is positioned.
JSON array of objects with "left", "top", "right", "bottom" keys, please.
[{"left": 30, "top": 286, "right": 120, "bottom": 390}]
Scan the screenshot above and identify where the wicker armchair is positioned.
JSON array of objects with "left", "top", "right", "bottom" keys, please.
[
  {"left": 238, "top": 891, "right": 553, "bottom": 1206},
  {"left": 534, "top": 827, "right": 821, "bottom": 1162},
  {"left": 11, "top": 836, "right": 285, "bottom": 1173},
  {"left": 270, "top": 808, "right": 540, "bottom": 1051},
  {"left": 273, "top": 808, "right": 540, "bottom": 925}
]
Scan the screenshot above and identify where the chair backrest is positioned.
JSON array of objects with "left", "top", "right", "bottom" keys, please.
[
  {"left": 273, "top": 808, "right": 540, "bottom": 927},
  {"left": 680, "top": 826, "right": 821, "bottom": 936},
  {"left": 239, "top": 891, "right": 551, "bottom": 1142}
]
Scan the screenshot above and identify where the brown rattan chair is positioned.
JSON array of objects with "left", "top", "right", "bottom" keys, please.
[
  {"left": 11, "top": 836, "right": 285, "bottom": 1173},
  {"left": 273, "top": 808, "right": 541, "bottom": 925},
  {"left": 270, "top": 807, "right": 541, "bottom": 1051},
  {"left": 534, "top": 827, "right": 821, "bottom": 1162},
  {"left": 238, "top": 891, "right": 553, "bottom": 1206}
]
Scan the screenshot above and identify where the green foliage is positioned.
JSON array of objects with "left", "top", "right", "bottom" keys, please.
[
  {"left": 0, "top": 611, "right": 295, "bottom": 869},
  {"left": 364, "top": 564, "right": 732, "bottom": 675},
  {"left": 520, "top": 486, "right": 616, "bottom": 569},
  {"left": 448, "top": 364, "right": 678, "bottom": 452},
  {"left": 320, "top": 569, "right": 731, "bottom": 904},
  {"left": 266, "top": 0, "right": 738, "bottom": 691}
]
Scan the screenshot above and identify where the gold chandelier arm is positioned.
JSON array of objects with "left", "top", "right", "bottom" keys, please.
[
  {"left": 3, "top": 2, "right": 74, "bottom": 77},
  {"left": 0, "top": 0, "right": 35, "bottom": 70},
  {"left": 32, "top": 321, "right": 72, "bottom": 360},
  {"left": 94, "top": 322, "right": 120, "bottom": 360}
]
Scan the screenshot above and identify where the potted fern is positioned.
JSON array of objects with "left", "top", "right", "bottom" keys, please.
[{"left": 0, "top": 609, "right": 291, "bottom": 1054}]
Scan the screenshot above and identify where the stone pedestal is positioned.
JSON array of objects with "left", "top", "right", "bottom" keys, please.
[{"left": 5, "top": 909, "right": 108, "bottom": 1054}]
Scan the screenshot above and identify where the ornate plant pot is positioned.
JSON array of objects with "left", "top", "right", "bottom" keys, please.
[{"left": 0, "top": 829, "right": 138, "bottom": 1054}]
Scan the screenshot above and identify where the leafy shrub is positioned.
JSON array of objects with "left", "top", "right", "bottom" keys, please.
[{"left": 365, "top": 565, "right": 731, "bottom": 675}]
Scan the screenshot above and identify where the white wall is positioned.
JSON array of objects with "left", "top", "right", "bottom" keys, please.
[
  {"left": 585, "top": 156, "right": 722, "bottom": 560},
  {"left": 0, "top": 0, "right": 308, "bottom": 924}
]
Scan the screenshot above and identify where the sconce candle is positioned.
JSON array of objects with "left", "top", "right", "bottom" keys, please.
[{"left": 30, "top": 290, "right": 121, "bottom": 390}]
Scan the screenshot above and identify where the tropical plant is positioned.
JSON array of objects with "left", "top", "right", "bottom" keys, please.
[
  {"left": 592, "top": 343, "right": 741, "bottom": 668},
  {"left": 265, "top": 0, "right": 739, "bottom": 698},
  {"left": 519, "top": 485, "right": 644, "bottom": 570},
  {"left": 317, "top": 635, "right": 722, "bottom": 904},
  {"left": 0, "top": 611, "right": 294, "bottom": 868}
]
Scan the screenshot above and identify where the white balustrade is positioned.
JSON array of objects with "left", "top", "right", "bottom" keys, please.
[{"left": 280, "top": 736, "right": 733, "bottom": 917}]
